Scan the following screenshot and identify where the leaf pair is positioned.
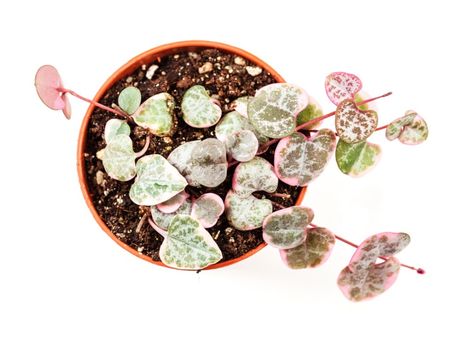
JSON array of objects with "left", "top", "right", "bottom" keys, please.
[
  {"left": 151, "top": 192, "right": 224, "bottom": 230},
  {"left": 118, "top": 87, "right": 176, "bottom": 137},
  {"left": 226, "top": 157, "right": 278, "bottom": 230},
  {"left": 337, "top": 232, "right": 410, "bottom": 301},
  {"left": 101, "top": 119, "right": 138, "bottom": 181},
  {"left": 386, "top": 110, "right": 428, "bottom": 145},
  {"left": 262, "top": 206, "right": 335, "bottom": 269}
]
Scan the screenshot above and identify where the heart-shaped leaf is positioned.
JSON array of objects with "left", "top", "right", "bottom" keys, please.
[
  {"left": 296, "top": 96, "right": 324, "bottom": 129},
  {"left": 35, "top": 65, "right": 70, "bottom": 119},
  {"left": 337, "top": 232, "right": 410, "bottom": 301},
  {"left": 133, "top": 93, "right": 175, "bottom": 136},
  {"left": 348, "top": 232, "right": 411, "bottom": 272},
  {"left": 224, "top": 130, "right": 258, "bottom": 162},
  {"left": 232, "top": 156, "right": 278, "bottom": 197},
  {"left": 338, "top": 257, "right": 401, "bottom": 302},
  {"left": 151, "top": 199, "right": 192, "bottom": 231},
  {"left": 248, "top": 83, "right": 309, "bottom": 138},
  {"left": 325, "top": 72, "right": 362, "bottom": 105},
  {"left": 190, "top": 138, "right": 227, "bottom": 188},
  {"left": 191, "top": 193, "right": 224, "bottom": 228},
  {"left": 167, "top": 140, "right": 201, "bottom": 187},
  {"left": 118, "top": 86, "right": 141, "bottom": 114},
  {"left": 280, "top": 227, "right": 335, "bottom": 269},
  {"left": 215, "top": 111, "right": 269, "bottom": 145},
  {"left": 386, "top": 110, "right": 428, "bottom": 145},
  {"left": 230, "top": 96, "right": 251, "bottom": 117},
  {"left": 156, "top": 191, "right": 189, "bottom": 213},
  {"left": 385, "top": 111, "right": 417, "bottom": 141},
  {"left": 225, "top": 190, "right": 273, "bottom": 231},
  {"left": 129, "top": 154, "right": 188, "bottom": 206},
  {"left": 102, "top": 134, "right": 137, "bottom": 181},
  {"left": 335, "top": 99, "right": 378, "bottom": 144},
  {"left": 262, "top": 206, "right": 314, "bottom": 249},
  {"left": 104, "top": 118, "right": 131, "bottom": 144},
  {"left": 274, "top": 129, "right": 336, "bottom": 186},
  {"left": 181, "top": 85, "right": 222, "bottom": 128},
  {"left": 159, "top": 215, "right": 222, "bottom": 270},
  {"left": 335, "top": 139, "right": 381, "bottom": 177}
]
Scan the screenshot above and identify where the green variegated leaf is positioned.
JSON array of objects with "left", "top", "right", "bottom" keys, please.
[
  {"left": 190, "top": 138, "right": 227, "bottom": 188},
  {"left": 133, "top": 93, "right": 175, "bottom": 136},
  {"left": 191, "top": 193, "right": 224, "bottom": 228},
  {"left": 104, "top": 119, "right": 131, "bottom": 144},
  {"left": 262, "top": 206, "right": 314, "bottom": 249},
  {"left": 167, "top": 140, "right": 201, "bottom": 187},
  {"left": 386, "top": 111, "right": 417, "bottom": 141},
  {"left": 296, "top": 96, "right": 323, "bottom": 129},
  {"left": 399, "top": 114, "right": 428, "bottom": 144},
  {"left": 129, "top": 154, "right": 188, "bottom": 206},
  {"left": 118, "top": 86, "right": 141, "bottom": 114},
  {"left": 335, "top": 139, "right": 381, "bottom": 177},
  {"left": 224, "top": 130, "right": 258, "bottom": 162},
  {"left": 150, "top": 199, "right": 192, "bottom": 231},
  {"left": 274, "top": 129, "right": 336, "bottom": 186},
  {"left": 280, "top": 227, "right": 335, "bottom": 269},
  {"left": 181, "top": 85, "right": 222, "bottom": 128},
  {"left": 248, "top": 83, "right": 309, "bottom": 138},
  {"left": 215, "top": 111, "right": 269, "bottom": 145},
  {"left": 225, "top": 191, "right": 273, "bottom": 231},
  {"left": 232, "top": 156, "right": 278, "bottom": 197},
  {"left": 335, "top": 99, "right": 378, "bottom": 144},
  {"left": 102, "top": 134, "right": 136, "bottom": 181},
  {"left": 159, "top": 215, "right": 222, "bottom": 270}
]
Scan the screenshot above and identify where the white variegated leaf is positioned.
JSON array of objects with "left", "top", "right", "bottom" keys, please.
[
  {"left": 129, "top": 154, "right": 188, "bottom": 206},
  {"left": 181, "top": 85, "right": 222, "bottom": 128},
  {"left": 159, "top": 215, "right": 222, "bottom": 270},
  {"left": 133, "top": 93, "right": 175, "bottom": 136}
]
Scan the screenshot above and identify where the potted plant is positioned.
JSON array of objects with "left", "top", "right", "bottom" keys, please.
[{"left": 35, "top": 40, "right": 427, "bottom": 301}]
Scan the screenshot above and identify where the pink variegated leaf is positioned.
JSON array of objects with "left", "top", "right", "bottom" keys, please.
[
  {"left": 325, "top": 72, "right": 362, "bottom": 105},
  {"left": 35, "top": 65, "right": 70, "bottom": 119},
  {"left": 348, "top": 232, "right": 411, "bottom": 272},
  {"left": 157, "top": 191, "right": 189, "bottom": 213},
  {"left": 335, "top": 99, "right": 378, "bottom": 144},
  {"left": 274, "top": 129, "right": 336, "bottom": 186},
  {"left": 262, "top": 206, "right": 314, "bottom": 249},
  {"left": 338, "top": 257, "right": 401, "bottom": 302},
  {"left": 191, "top": 193, "right": 224, "bottom": 228},
  {"left": 280, "top": 227, "right": 335, "bottom": 269}
]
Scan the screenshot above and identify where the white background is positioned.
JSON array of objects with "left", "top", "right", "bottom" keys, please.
[{"left": 1, "top": 0, "right": 449, "bottom": 337}]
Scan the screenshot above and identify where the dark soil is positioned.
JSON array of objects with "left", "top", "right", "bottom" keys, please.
[{"left": 83, "top": 48, "right": 303, "bottom": 264}]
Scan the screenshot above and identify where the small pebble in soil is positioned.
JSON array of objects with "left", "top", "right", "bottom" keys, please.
[
  {"left": 245, "top": 66, "right": 262, "bottom": 76},
  {"left": 198, "top": 62, "right": 213, "bottom": 74},
  {"left": 96, "top": 171, "right": 104, "bottom": 186},
  {"left": 146, "top": 65, "right": 159, "bottom": 80},
  {"left": 234, "top": 56, "right": 246, "bottom": 66}
]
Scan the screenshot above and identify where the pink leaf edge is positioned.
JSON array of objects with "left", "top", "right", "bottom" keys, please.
[
  {"left": 156, "top": 191, "right": 189, "bottom": 213},
  {"left": 35, "top": 65, "right": 66, "bottom": 111}
]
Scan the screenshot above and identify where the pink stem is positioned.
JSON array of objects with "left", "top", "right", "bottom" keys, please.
[
  {"left": 135, "top": 135, "right": 151, "bottom": 158},
  {"left": 60, "top": 88, "right": 131, "bottom": 120},
  {"left": 309, "top": 223, "right": 424, "bottom": 274},
  {"left": 269, "top": 192, "right": 291, "bottom": 198},
  {"left": 228, "top": 160, "right": 239, "bottom": 168},
  {"left": 148, "top": 218, "right": 167, "bottom": 238},
  {"left": 376, "top": 124, "right": 388, "bottom": 131}
]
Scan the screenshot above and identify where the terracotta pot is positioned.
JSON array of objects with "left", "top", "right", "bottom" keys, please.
[{"left": 77, "top": 40, "right": 307, "bottom": 270}]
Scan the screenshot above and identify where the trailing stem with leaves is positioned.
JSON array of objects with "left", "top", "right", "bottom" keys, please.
[{"left": 35, "top": 65, "right": 428, "bottom": 301}]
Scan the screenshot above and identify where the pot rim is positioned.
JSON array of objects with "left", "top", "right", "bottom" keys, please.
[{"left": 77, "top": 40, "right": 307, "bottom": 270}]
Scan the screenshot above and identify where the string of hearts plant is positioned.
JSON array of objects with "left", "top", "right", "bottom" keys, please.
[{"left": 35, "top": 65, "right": 428, "bottom": 302}]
